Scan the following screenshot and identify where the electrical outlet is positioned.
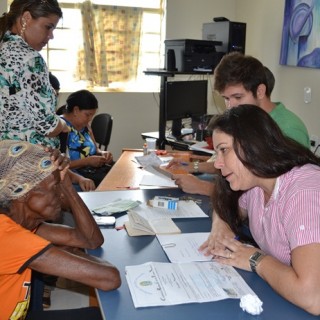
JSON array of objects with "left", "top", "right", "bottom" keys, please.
[
  {"left": 310, "top": 134, "right": 319, "bottom": 153},
  {"left": 304, "top": 87, "right": 312, "bottom": 103}
]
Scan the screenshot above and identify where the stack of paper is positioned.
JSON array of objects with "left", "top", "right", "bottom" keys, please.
[{"left": 135, "top": 153, "right": 188, "bottom": 188}]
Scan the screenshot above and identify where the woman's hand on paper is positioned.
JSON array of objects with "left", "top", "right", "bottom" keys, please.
[
  {"left": 210, "top": 237, "right": 258, "bottom": 271},
  {"left": 199, "top": 215, "right": 235, "bottom": 255}
]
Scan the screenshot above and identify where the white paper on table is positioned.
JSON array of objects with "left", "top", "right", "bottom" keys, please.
[
  {"left": 139, "top": 174, "right": 177, "bottom": 187},
  {"left": 158, "top": 156, "right": 174, "bottom": 164},
  {"left": 125, "top": 261, "right": 257, "bottom": 308},
  {"left": 135, "top": 153, "right": 174, "bottom": 167},
  {"left": 92, "top": 199, "right": 141, "bottom": 215},
  {"left": 156, "top": 232, "right": 213, "bottom": 262},
  {"left": 189, "top": 141, "right": 216, "bottom": 155},
  {"left": 132, "top": 201, "right": 207, "bottom": 219},
  {"left": 135, "top": 153, "right": 162, "bottom": 167}
]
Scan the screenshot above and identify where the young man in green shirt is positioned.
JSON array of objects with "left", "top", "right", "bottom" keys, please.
[{"left": 168, "top": 52, "right": 310, "bottom": 195}]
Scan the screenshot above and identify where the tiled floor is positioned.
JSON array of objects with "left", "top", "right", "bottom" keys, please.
[{"left": 45, "top": 278, "right": 90, "bottom": 311}]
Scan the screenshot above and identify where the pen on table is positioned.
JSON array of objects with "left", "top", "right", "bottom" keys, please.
[
  {"left": 116, "top": 186, "right": 140, "bottom": 190},
  {"left": 130, "top": 159, "right": 143, "bottom": 169}
]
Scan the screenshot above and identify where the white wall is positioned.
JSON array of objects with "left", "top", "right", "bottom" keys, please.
[
  {"left": 166, "top": 0, "right": 236, "bottom": 39},
  {"left": 236, "top": 0, "right": 320, "bottom": 140},
  {"left": 0, "top": 3, "right": 5, "bottom": 13}
]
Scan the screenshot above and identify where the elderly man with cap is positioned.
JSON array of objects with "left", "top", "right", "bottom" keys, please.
[{"left": 0, "top": 140, "right": 121, "bottom": 320}]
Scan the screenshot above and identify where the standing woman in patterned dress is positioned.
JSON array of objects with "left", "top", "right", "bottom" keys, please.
[{"left": 0, "top": 0, "right": 69, "bottom": 148}]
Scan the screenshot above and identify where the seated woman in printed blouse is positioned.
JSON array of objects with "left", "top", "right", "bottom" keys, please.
[{"left": 57, "top": 90, "right": 114, "bottom": 188}]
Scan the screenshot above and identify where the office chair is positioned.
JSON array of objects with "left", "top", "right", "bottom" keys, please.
[{"left": 91, "top": 113, "right": 113, "bottom": 150}]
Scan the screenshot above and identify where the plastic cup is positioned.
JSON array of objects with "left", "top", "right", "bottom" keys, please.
[{"left": 146, "top": 138, "right": 157, "bottom": 153}]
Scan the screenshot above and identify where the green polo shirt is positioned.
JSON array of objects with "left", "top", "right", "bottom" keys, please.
[{"left": 270, "top": 102, "right": 310, "bottom": 148}]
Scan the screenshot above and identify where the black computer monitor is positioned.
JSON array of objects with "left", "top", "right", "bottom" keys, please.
[{"left": 165, "top": 80, "right": 208, "bottom": 137}]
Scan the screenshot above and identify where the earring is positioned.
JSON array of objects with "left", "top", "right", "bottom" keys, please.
[{"left": 20, "top": 19, "right": 26, "bottom": 38}]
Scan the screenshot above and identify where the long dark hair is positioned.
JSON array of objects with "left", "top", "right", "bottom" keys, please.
[
  {"left": 0, "top": 0, "right": 62, "bottom": 40},
  {"left": 212, "top": 104, "right": 320, "bottom": 233}
]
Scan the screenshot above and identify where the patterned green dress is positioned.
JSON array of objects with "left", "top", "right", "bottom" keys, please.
[{"left": 0, "top": 32, "right": 60, "bottom": 148}]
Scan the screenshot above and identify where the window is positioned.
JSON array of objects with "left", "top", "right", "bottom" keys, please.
[{"left": 43, "top": 0, "right": 166, "bottom": 92}]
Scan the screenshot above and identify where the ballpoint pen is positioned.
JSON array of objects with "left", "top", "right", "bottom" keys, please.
[{"left": 116, "top": 186, "right": 140, "bottom": 190}]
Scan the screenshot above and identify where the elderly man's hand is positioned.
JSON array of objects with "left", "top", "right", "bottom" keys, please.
[{"left": 44, "top": 147, "right": 70, "bottom": 179}]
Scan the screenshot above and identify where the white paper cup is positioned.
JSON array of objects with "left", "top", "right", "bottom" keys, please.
[{"left": 146, "top": 138, "right": 156, "bottom": 153}]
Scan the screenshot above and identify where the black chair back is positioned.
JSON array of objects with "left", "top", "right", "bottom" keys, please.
[{"left": 91, "top": 113, "right": 113, "bottom": 150}]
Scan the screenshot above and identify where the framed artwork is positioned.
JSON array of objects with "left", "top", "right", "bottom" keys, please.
[{"left": 280, "top": 0, "right": 320, "bottom": 68}]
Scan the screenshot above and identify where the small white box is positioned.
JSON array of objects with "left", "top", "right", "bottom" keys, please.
[{"left": 152, "top": 196, "right": 179, "bottom": 210}]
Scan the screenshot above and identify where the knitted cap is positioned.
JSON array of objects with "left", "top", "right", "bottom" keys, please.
[{"left": 0, "top": 140, "right": 56, "bottom": 200}]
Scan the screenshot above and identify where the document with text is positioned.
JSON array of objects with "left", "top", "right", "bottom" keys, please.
[
  {"left": 125, "top": 261, "right": 257, "bottom": 308},
  {"left": 157, "top": 232, "right": 213, "bottom": 263}
]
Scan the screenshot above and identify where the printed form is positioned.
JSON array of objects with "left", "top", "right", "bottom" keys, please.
[
  {"left": 126, "top": 233, "right": 258, "bottom": 308},
  {"left": 125, "top": 261, "right": 256, "bottom": 308}
]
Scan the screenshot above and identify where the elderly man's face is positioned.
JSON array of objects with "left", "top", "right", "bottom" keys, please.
[{"left": 16, "top": 170, "right": 62, "bottom": 230}]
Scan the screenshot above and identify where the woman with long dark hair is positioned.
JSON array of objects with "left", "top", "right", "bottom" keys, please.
[{"left": 200, "top": 105, "right": 320, "bottom": 315}]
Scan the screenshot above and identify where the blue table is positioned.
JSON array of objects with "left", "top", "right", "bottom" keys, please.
[{"left": 80, "top": 189, "right": 318, "bottom": 320}]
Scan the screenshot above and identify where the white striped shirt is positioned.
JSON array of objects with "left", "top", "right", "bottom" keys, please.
[{"left": 239, "top": 164, "right": 320, "bottom": 265}]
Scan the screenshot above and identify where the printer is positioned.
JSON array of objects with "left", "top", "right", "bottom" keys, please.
[
  {"left": 164, "top": 39, "right": 224, "bottom": 72},
  {"left": 202, "top": 21, "right": 246, "bottom": 54}
]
